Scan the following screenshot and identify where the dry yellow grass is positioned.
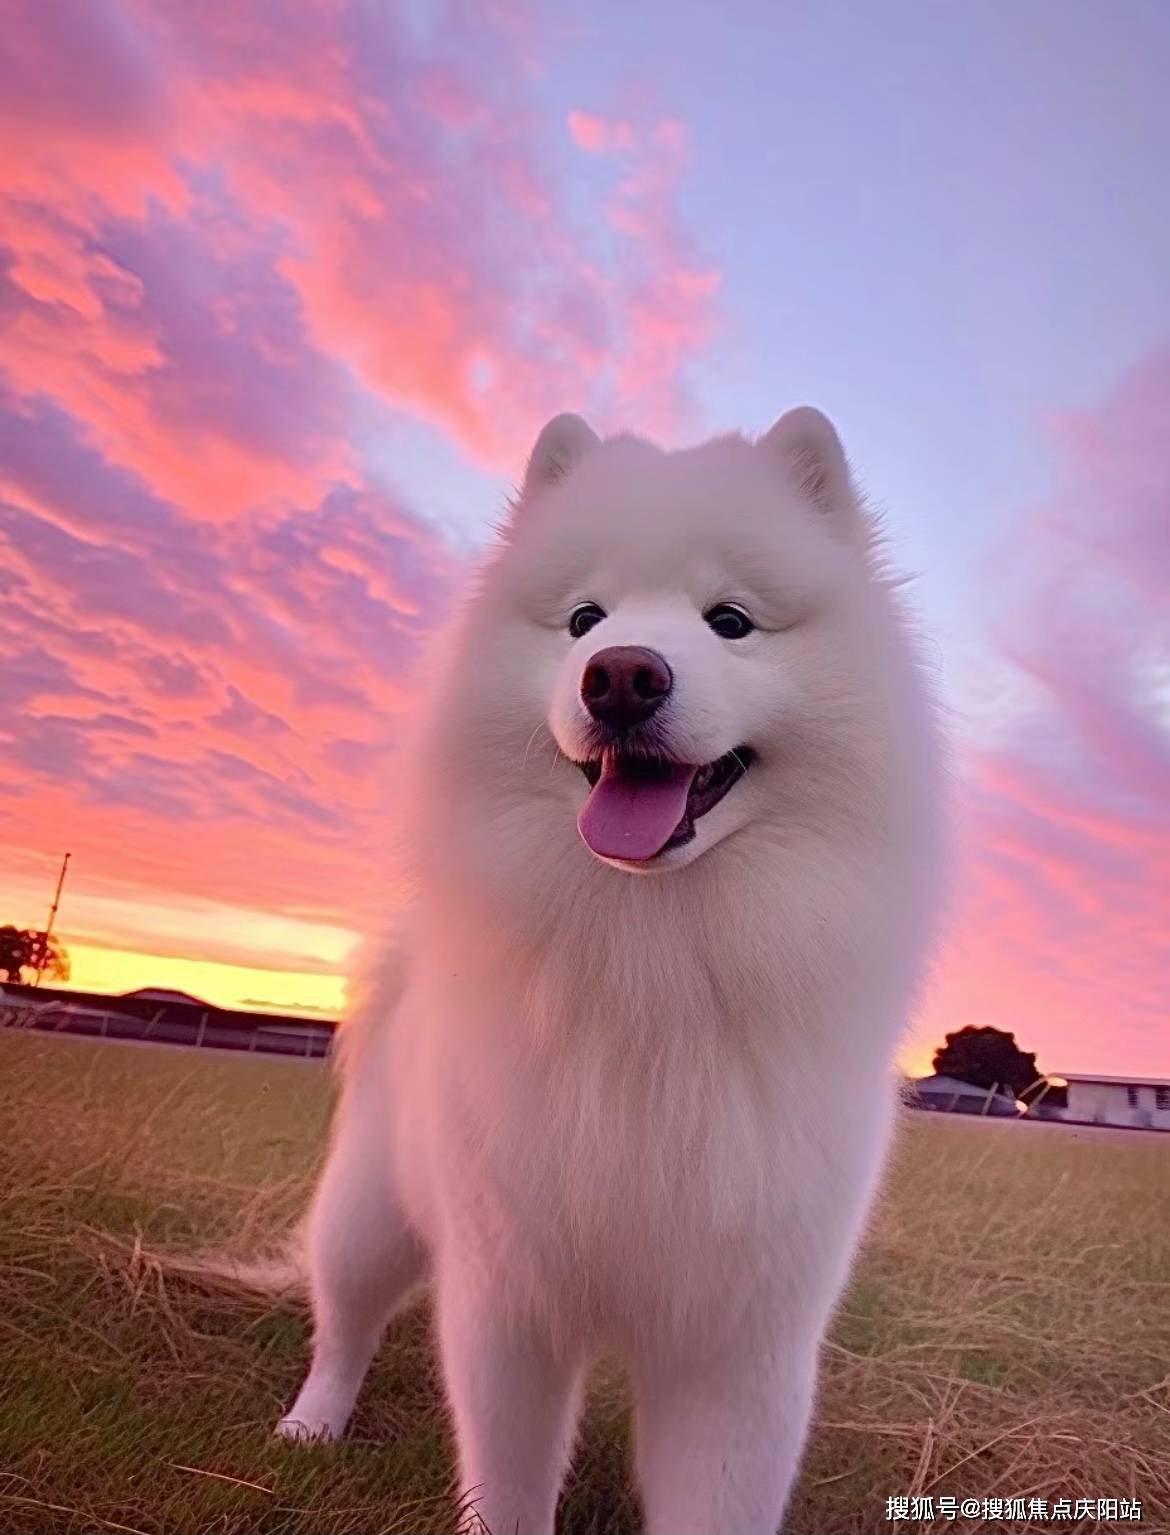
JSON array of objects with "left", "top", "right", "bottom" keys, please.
[{"left": 1, "top": 1027, "right": 1167, "bottom": 1533}]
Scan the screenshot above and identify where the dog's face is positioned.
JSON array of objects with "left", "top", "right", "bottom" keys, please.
[{"left": 486, "top": 409, "right": 888, "bottom": 875}]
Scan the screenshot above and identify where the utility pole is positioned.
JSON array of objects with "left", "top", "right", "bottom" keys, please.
[{"left": 36, "top": 851, "right": 71, "bottom": 987}]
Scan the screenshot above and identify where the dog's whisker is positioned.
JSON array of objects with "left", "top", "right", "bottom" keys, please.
[{"left": 521, "top": 720, "right": 548, "bottom": 771}]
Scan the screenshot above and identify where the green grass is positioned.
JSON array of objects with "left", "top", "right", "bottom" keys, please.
[{"left": 1, "top": 1028, "right": 1168, "bottom": 1534}]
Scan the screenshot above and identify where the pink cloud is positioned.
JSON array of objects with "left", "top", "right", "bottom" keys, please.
[
  {"left": 567, "top": 110, "right": 636, "bottom": 154},
  {"left": 914, "top": 349, "right": 1170, "bottom": 1078},
  {"left": 2, "top": 4, "right": 721, "bottom": 509},
  {"left": 563, "top": 108, "right": 723, "bottom": 437},
  {"left": 0, "top": 384, "right": 462, "bottom": 927},
  {"left": 0, "top": 3, "right": 721, "bottom": 520}
]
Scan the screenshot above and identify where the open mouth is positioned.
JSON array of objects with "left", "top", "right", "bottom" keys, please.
[{"left": 576, "top": 747, "right": 754, "bottom": 862}]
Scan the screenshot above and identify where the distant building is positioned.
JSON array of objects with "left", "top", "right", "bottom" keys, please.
[
  {"left": 1060, "top": 1074, "right": 1170, "bottom": 1131},
  {"left": 910, "top": 1074, "right": 1022, "bottom": 1117}
]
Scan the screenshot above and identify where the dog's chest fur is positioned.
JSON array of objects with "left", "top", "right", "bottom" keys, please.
[{"left": 391, "top": 867, "right": 891, "bottom": 1347}]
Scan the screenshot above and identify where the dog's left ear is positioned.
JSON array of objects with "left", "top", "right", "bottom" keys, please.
[
  {"left": 521, "top": 413, "right": 601, "bottom": 499},
  {"left": 759, "top": 407, "right": 859, "bottom": 542}
]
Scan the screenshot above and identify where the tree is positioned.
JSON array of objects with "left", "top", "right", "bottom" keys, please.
[
  {"left": 0, "top": 926, "right": 71, "bottom": 986},
  {"left": 931, "top": 1025, "right": 1049, "bottom": 1104}
]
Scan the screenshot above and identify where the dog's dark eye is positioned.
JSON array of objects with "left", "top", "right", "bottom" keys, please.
[
  {"left": 704, "top": 604, "right": 754, "bottom": 640},
  {"left": 568, "top": 602, "right": 607, "bottom": 639}
]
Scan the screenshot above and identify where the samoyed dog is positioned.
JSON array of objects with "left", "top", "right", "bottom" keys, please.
[{"left": 276, "top": 408, "right": 943, "bottom": 1534}]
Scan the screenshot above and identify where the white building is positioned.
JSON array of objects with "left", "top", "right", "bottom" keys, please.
[{"left": 1061, "top": 1074, "right": 1170, "bottom": 1131}]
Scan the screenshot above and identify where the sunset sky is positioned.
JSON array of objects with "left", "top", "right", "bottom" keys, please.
[{"left": 1, "top": 1, "right": 1166, "bottom": 1078}]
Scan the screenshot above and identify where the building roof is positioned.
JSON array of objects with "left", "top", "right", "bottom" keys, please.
[
  {"left": 1061, "top": 1073, "right": 1170, "bottom": 1089},
  {"left": 914, "top": 1074, "right": 1015, "bottom": 1097},
  {"left": 121, "top": 987, "right": 209, "bottom": 1006}
]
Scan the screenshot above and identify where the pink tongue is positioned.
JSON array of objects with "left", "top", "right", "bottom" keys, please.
[{"left": 578, "top": 760, "right": 696, "bottom": 861}]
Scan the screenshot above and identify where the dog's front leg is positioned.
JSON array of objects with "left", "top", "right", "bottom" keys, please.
[
  {"left": 633, "top": 1335, "right": 818, "bottom": 1535},
  {"left": 437, "top": 1269, "right": 585, "bottom": 1535}
]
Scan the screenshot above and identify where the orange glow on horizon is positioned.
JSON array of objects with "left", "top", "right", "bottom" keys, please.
[
  {"left": 898, "top": 1044, "right": 936, "bottom": 1081},
  {"left": 50, "top": 942, "right": 344, "bottom": 1020}
]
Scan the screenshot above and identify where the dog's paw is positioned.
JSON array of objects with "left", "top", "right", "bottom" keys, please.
[{"left": 275, "top": 1414, "right": 336, "bottom": 1443}]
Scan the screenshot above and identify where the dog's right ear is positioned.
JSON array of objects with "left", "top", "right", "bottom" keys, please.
[
  {"left": 521, "top": 413, "right": 600, "bottom": 499},
  {"left": 758, "top": 407, "right": 860, "bottom": 544}
]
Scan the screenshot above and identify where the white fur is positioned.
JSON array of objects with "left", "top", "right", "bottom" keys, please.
[{"left": 277, "top": 410, "right": 945, "bottom": 1535}]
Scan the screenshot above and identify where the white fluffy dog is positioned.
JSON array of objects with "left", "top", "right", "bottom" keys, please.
[{"left": 276, "top": 408, "right": 944, "bottom": 1535}]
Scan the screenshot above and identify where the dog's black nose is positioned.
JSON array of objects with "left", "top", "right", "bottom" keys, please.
[{"left": 580, "top": 646, "right": 673, "bottom": 731}]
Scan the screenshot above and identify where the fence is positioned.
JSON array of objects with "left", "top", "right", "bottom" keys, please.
[{"left": 0, "top": 993, "right": 334, "bottom": 1059}]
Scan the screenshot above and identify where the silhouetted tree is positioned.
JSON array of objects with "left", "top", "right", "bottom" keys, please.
[
  {"left": 931, "top": 1025, "right": 1049, "bottom": 1104},
  {"left": 0, "top": 926, "right": 71, "bottom": 985}
]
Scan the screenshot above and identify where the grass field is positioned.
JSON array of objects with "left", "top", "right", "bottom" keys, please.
[{"left": 1, "top": 1028, "right": 1168, "bottom": 1535}]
